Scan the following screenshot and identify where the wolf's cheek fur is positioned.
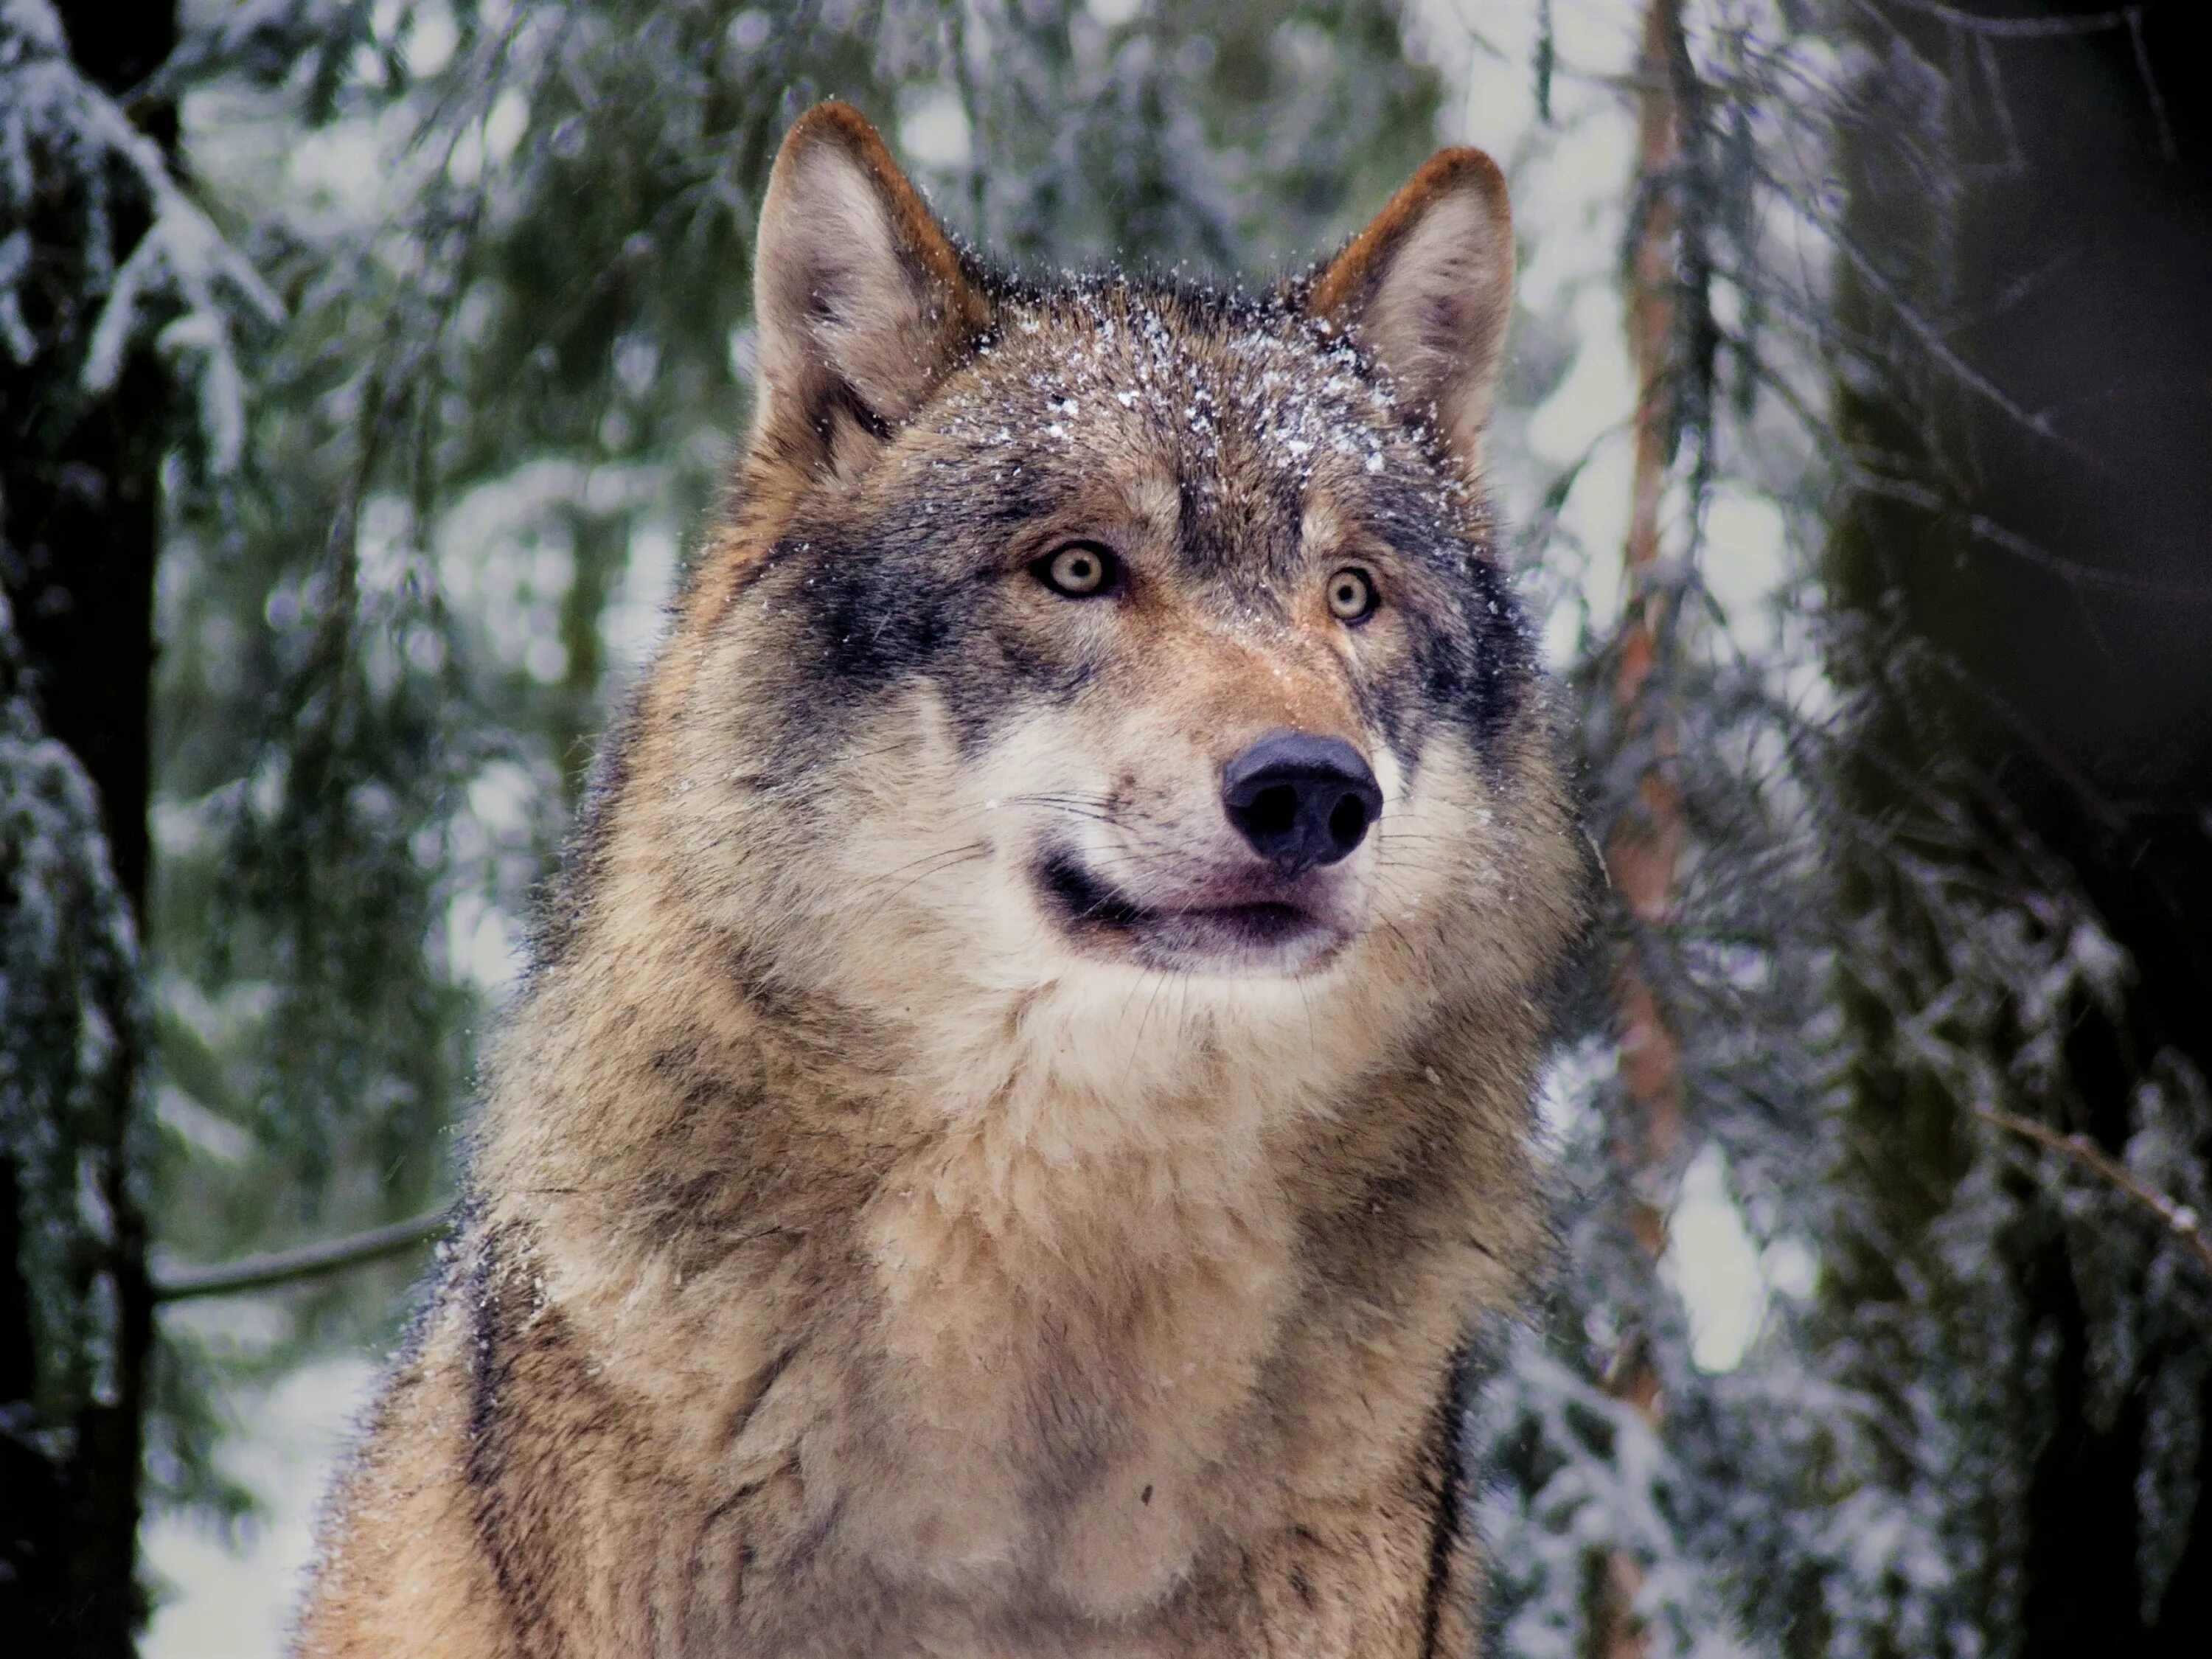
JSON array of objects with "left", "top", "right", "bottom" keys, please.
[{"left": 677, "top": 591, "right": 1542, "bottom": 1121}]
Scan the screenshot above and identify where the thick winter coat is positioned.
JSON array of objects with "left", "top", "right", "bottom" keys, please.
[{"left": 297, "top": 102, "right": 1587, "bottom": 1658}]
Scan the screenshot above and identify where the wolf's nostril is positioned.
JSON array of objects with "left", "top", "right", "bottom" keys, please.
[
  {"left": 1247, "top": 785, "right": 1299, "bottom": 838},
  {"left": 1222, "top": 731, "right": 1383, "bottom": 875},
  {"left": 1327, "top": 792, "right": 1372, "bottom": 852}
]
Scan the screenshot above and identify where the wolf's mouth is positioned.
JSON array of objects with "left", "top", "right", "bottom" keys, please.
[{"left": 1035, "top": 853, "right": 1347, "bottom": 975}]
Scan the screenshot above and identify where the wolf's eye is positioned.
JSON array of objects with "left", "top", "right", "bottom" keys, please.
[
  {"left": 1033, "top": 542, "right": 1118, "bottom": 598},
  {"left": 1326, "top": 566, "right": 1379, "bottom": 622}
]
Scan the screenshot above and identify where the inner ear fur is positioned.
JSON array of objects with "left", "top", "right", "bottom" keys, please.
[
  {"left": 1309, "top": 147, "right": 1515, "bottom": 466},
  {"left": 751, "top": 102, "right": 990, "bottom": 467}
]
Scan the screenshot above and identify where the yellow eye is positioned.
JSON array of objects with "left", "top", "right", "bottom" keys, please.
[
  {"left": 1326, "top": 566, "right": 1378, "bottom": 622},
  {"left": 1034, "top": 542, "right": 1117, "bottom": 598}
]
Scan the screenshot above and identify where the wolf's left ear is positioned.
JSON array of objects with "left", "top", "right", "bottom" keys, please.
[
  {"left": 1308, "top": 148, "right": 1514, "bottom": 466},
  {"left": 752, "top": 102, "right": 991, "bottom": 467}
]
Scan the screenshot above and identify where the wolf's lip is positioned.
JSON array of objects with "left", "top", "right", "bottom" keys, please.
[{"left": 1034, "top": 853, "right": 1346, "bottom": 974}]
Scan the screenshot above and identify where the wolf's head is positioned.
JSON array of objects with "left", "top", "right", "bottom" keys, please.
[{"left": 580, "top": 105, "right": 1582, "bottom": 1116}]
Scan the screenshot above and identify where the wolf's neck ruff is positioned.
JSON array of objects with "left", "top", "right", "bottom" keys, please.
[{"left": 299, "top": 102, "right": 1586, "bottom": 1658}]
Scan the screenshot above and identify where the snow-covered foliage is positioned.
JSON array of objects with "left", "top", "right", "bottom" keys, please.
[
  {"left": 0, "top": 0, "right": 279, "bottom": 467},
  {"left": 0, "top": 589, "right": 143, "bottom": 1459},
  {"left": 1446, "top": 4, "right": 2212, "bottom": 1653},
  {"left": 1, "top": 0, "right": 281, "bottom": 1572}
]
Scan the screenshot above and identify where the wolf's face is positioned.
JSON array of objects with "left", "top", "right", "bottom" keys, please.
[
  {"left": 623, "top": 107, "right": 1575, "bottom": 1104},
  {"left": 748, "top": 293, "right": 1529, "bottom": 985}
]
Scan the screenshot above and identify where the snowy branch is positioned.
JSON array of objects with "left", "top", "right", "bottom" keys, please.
[
  {"left": 1975, "top": 1105, "right": 2212, "bottom": 1286},
  {"left": 1, "top": 0, "right": 284, "bottom": 468}
]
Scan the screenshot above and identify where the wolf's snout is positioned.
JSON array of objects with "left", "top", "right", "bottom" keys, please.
[{"left": 1222, "top": 732, "right": 1382, "bottom": 875}]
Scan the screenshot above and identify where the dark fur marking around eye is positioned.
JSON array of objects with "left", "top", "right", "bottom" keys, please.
[
  {"left": 1452, "top": 552, "right": 1531, "bottom": 748},
  {"left": 768, "top": 501, "right": 1111, "bottom": 773},
  {"left": 1352, "top": 478, "right": 1527, "bottom": 735},
  {"left": 801, "top": 538, "right": 959, "bottom": 692}
]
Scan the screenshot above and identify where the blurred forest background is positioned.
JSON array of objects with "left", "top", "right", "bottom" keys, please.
[{"left": 4, "top": 0, "right": 2210, "bottom": 1654}]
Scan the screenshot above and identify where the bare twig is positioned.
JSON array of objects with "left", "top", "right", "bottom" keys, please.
[
  {"left": 1975, "top": 1106, "right": 2212, "bottom": 1281},
  {"left": 152, "top": 1204, "right": 455, "bottom": 1303}
]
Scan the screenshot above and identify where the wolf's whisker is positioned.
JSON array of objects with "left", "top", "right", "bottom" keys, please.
[
  {"left": 873, "top": 849, "right": 991, "bottom": 908},
  {"left": 862, "top": 839, "right": 992, "bottom": 887},
  {"left": 1373, "top": 858, "right": 1455, "bottom": 878},
  {"left": 1004, "top": 791, "right": 1114, "bottom": 808},
  {"left": 855, "top": 841, "right": 992, "bottom": 904}
]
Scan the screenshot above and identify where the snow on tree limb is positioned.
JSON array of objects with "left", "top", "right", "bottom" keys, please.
[
  {"left": 1975, "top": 1105, "right": 2212, "bottom": 1290},
  {"left": 1, "top": 0, "right": 282, "bottom": 469}
]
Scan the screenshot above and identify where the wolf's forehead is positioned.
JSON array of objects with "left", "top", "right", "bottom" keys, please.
[{"left": 936, "top": 290, "right": 1407, "bottom": 487}]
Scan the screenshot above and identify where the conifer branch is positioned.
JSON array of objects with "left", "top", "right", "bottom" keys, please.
[
  {"left": 1975, "top": 1107, "right": 2212, "bottom": 1282},
  {"left": 151, "top": 1205, "right": 455, "bottom": 1303}
]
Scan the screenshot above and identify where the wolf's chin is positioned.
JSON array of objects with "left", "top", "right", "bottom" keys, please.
[{"left": 1033, "top": 852, "right": 1352, "bottom": 978}]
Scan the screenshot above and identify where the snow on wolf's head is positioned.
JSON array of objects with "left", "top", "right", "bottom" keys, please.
[{"left": 571, "top": 103, "right": 1584, "bottom": 1115}]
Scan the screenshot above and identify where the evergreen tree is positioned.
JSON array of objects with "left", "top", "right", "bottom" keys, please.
[
  {"left": 1472, "top": 6, "right": 2212, "bottom": 1657},
  {"left": 1820, "top": 3, "right": 2212, "bottom": 1650},
  {"left": 2, "top": 0, "right": 222, "bottom": 1644}
]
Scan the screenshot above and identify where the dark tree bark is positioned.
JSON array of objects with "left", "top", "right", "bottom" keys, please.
[
  {"left": 0, "top": 2, "right": 176, "bottom": 1652},
  {"left": 1828, "top": 4, "right": 2212, "bottom": 1653}
]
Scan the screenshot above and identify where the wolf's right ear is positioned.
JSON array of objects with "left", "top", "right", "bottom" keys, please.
[
  {"left": 751, "top": 102, "right": 990, "bottom": 469},
  {"left": 1308, "top": 148, "right": 1514, "bottom": 469}
]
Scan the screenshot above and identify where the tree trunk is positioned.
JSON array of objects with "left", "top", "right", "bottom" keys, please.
[
  {"left": 0, "top": 2, "right": 175, "bottom": 1650},
  {"left": 1826, "top": 4, "right": 2212, "bottom": 1652},
  {"left": 1594, "top": 4, "right": 1687, "bottom": 1654}
]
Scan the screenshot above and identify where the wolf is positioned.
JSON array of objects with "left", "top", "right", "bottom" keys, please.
[{"left": 296, "top": 102, "right": 1587, "bottom": 1658}]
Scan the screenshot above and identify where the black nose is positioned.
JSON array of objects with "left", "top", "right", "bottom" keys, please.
[{"left": 1222, "top": 731, "right": 1382, "bottom": 875}]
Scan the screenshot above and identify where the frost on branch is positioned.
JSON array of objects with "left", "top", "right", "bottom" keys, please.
[{"left": 0, "top": 0, "right": 279, "bottom": 471}]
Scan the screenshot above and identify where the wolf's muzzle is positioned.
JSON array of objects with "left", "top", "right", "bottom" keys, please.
[{"left": 1221, "top": 732, "right": 1381, "bottom": 877}]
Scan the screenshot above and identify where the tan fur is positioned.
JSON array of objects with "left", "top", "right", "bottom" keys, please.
[{"left": 299, "top": 105, "right": 1584, "bottom": 1658}]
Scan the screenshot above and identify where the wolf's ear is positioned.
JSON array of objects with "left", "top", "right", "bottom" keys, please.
[
  {"left": 751, "top": 102, "right": 990, "bottom": 467},
  {"left": 1308, "top": 148, "right": 1514, "bottom": 466}
]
